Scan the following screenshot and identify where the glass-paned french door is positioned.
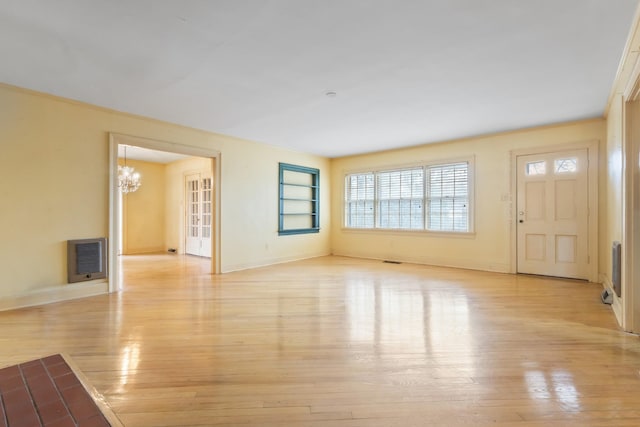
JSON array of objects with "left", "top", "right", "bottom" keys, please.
[{"left": 185, "top": 173, "right": 212, "bottom": 258}]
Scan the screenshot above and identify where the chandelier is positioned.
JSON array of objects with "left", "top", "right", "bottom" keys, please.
[{"left": 118, "top": 146, "right": 142, "bottom": 193}]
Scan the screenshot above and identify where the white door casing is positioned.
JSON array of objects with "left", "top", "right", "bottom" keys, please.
[
  {"left": 516, "top": 149, "right": 589, "bottom": 280},
  {"left": 623, "top": 99, "right": 640, "bottom": 332},
  {"left": 109, "top": 133, "right": 221, "bottom": 292}
]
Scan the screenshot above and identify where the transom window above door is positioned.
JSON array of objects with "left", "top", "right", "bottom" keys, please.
[
  {"left": 525, "top": 156, "right": 579, "bottom": 176},
  {"left": 554, "top": 158, "right": 578, "bottom": 173},
  {"left": 526, "top": 161, "right": 546, "bottom": 176}
]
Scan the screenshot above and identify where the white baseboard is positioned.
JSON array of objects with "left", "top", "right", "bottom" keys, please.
[
  {"left": 0, "top": 280, "right": 109, "bottom": 312},
  {"left": 122, "top": 247, "right": 165, "bottom": 255},
  {"left": 222, "top": 251, "right": 331, "bottom": 273},
  {"left": 332, "top": 250, "right": 510, "bottom": 273}
]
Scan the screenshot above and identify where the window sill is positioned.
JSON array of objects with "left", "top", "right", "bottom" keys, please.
[
  {"left": 279, "top": 228, "right": 320, "bottom": 236},
  {"left": 340, "top": 227, "right": 476, "bottom": 239}
]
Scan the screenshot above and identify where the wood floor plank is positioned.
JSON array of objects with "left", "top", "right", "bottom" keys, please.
[{"left": 1, "top": 254, "right": 639, "bottom": 426}]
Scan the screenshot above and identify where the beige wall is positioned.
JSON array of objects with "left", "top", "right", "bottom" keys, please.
[
  {"left": 165, "top": 157, "right": 213, "bottom": 254},
  {"left": 120, "top": 159, "right": 166, "bottom": 255},
  {"left": 330, "top": 120, "right": 606, "bottom": 273},
  {"left": 0, "top": 84, "right": 330, "bottom": 306},
  {"left": 221, "top": 141, "right": 331, "bottom": 272}
]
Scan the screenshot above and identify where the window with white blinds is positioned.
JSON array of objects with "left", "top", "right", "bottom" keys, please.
[
  {"left": 345, "top": 173, "right": 375, "bottom": 228},
  {"left": 426, "top": 162, "right": 468, "bottom": 232},
  {"left": 377, "top": 168, "right": 424, "bottom": 230},
  {"left": 344, "top": 161, "right": 472, "bottom": 232}
]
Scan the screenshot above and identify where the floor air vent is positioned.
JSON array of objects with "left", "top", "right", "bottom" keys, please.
[{"left": 67, "top": 238, "right": 107, "bottom": 283}]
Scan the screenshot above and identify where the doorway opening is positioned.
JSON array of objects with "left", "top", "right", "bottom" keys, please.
[{"left": 109, "top": 133, "right": 221, "bottom": 292}]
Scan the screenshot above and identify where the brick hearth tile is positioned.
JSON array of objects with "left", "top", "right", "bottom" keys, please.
[
  {"left": 21, "top": 362, "right": 46, "bottom": 379},
  {"left": 68, "top": 393, "right": 100, "bottom": 422},
  {"left": 41, "top": 355, "right": 65, "bottom": 368},
  {"left": 78, "top": 414, "right": 110, "bottom": 427},
  {"left": 19, "top": 360, "right": 41, "bottom": 369},
  {"left": 5, "top": 400, "right": 40, "bottom": 427},
  {"left": 0, "top": 373, "right": 25, "bottom": 394},
  {"left": 30, "top": 379, "right": 61, "bottom": 407},
  {"left": 47, "top": 362, "right": 72, "bottom": 379},
  {"left": 61, "top": 384, "right": 89, "bottom": 405},
  {"left": 38, "top": 399, "right": 70, "bottom": 425},
  {"left": 54, "top": 372, "right": 81, "bottom": 391},
  {"left": 45, "top": 415, "right": 76, "bottom": 427},
  {"left": 0, "top": 401, "right": 7, "bottom": 427},
  {"left": 0, "top": 365, "right": 20, "bottom": 381},
  {"left": 26, "top": 370, "right": 54, "bottom": 388},
  {"left": 3, "top": 386, "right": 32, "bottom": 412},
  {"left": 27, "top": 371, "right": 55, "bottom": 387}
]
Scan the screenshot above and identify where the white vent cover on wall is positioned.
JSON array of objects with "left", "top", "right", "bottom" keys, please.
[
  {"left": 67, "top": 238, "right": 108, "bottom": 283},
  {"left": 612, "top": 241, "right": 621, "bottom": 298}
]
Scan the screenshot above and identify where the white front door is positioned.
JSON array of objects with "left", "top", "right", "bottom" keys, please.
[
  {"left": 185, "top": 174, "right": 213, "bottom": 258},
  {"left": 516, "top": 149, "right": 589, "bottom": 279}
]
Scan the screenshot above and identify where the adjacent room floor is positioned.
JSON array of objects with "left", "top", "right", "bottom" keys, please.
[{"left": 1, "top": 255, "right": 639, "bottom": 426}]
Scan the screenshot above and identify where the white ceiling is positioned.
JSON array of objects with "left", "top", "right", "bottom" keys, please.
[{"left": 1, "top": 1, "right": 638, "bottom": 158}]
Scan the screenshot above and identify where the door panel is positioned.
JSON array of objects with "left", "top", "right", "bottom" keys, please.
[
  {"left": 525, "top": 182, "right": 545, "bottom": 220},
  {"left": 516, "top": 149, "right": 588, "bottom": 279},
  {"left": 555, "top": 180, "right": 576, "bottom": 220},
  {"left": 525, "top": 234, "right": 546, "bottom": 261},
  {"left": 555, "top": 235, "right": 576, "bottom": 263}
]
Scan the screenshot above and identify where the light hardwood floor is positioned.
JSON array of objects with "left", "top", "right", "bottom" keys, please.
[{"left": 1, "top": 255, "right": 640, "bottom": 426}]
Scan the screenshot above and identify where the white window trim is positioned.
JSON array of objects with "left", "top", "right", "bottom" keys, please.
[{"left": 342, "top": 156, "right": 475, "bottom": 234}]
